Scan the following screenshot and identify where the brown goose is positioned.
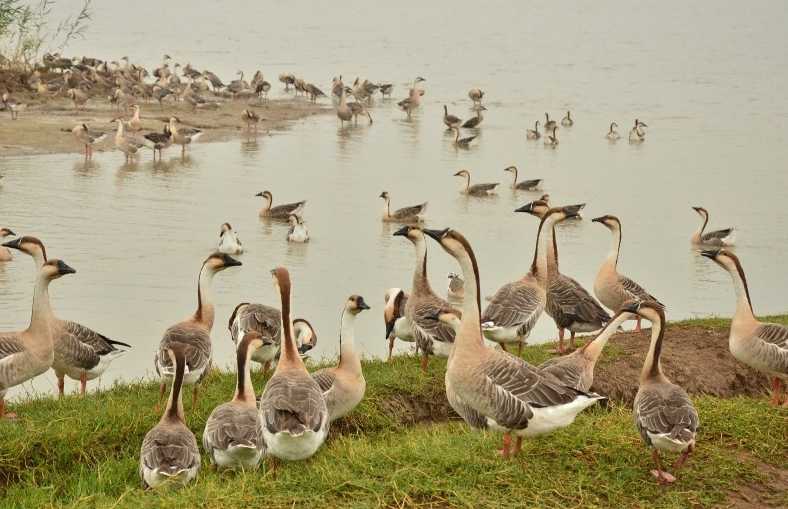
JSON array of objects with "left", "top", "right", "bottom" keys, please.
[
  {"left": 259, "top": 267, "right": 329, "bottom": 460},
  {"left": 423, "top": 227, "right": 605, "bottom": 459},
  {"left": 544, "top": 126, "right": 559, "bottom": 147},
  {"left": 701, "top": 249, "right": 788, "bottom": 405},
  {"left": 544, "top": 112, "right": 557, "bottom": 131},
  {"left": 627, "top": 301, "right": 699, "bottom": 484},
  {"left": 526, "top": 120, "right": 541, "bottom": 140},
  {"left": 504, "top": 166, "right": 542, "bottom": 191},
  {"left": 256, "top": 190, "right": 306, "bottom": 220},
  {"left": 143, "top": 124, "right": 173, "bottom": 162},
  {"left": 451, "top": 127, "right": 477, "bottom": 148},
  {"left": 443, "top": 105, "right": 462, "bottom": 129},
  {"left": 561, "top": 111, "right": 574, "bottom": 127},
  {"left": 379, "top": 191, "right": 427, "bottom": 223},
  {"left": 311, "top": 295, "right": 370, "bottom": 421},
  {"left": 447, "top": 272, "right": 464, "bottom": 307},
  {"left": 4, "top": 236, "right": 131, "bottom": 397},
  {"left": 154, "top": 253, "right": 242, "bottom": 409},
  {"left": 691, "top": 207, "right": 735, "bottom": 246},
  {"left": 461, "top": 105, "right": 486, "bottom": 128},
  {"left": 453, "top": 169, "right": 498, "bottom": 196},
  {"left": 468, "top": 88, "right": 484, "bottom": 105},
  {"left": 393, "top": 226, "right": 458, "bottom": 372},
  {"left": 168, "top": 117, "right": 203, "bottom": 157},
  {"left": 592, "top": 215, "right": 662, "bottom": 331}
]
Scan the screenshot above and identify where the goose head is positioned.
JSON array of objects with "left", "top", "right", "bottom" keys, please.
[
  {"left": 42, "top": 259, "right": 77, "bottom": 281},
  {"left": 0, "top": 228, "right": 14, "bottom": 238},
  {"left": 2, "top": 235, "right": 48, "bottom": 264},
  {"left": 700, "top": 248, "right": 742, "bottom": 277},
  {"left": 415, "top": 77, "right": 426, "bottom": 83},
  {"left": 691, "top": 206, "right": 709, "bottom": 219},
  {"left": 287, "top": 214, "right": 300, "bottom": 227},
  {"left": 203, "top": 252, "right": 242, "bottom": 274},
  {"left": 514, "top": 198, "right": 550, "bottom": 218},
  {"left": 453, "top": 169, "right": 471, "bottom": 180},
  {"left": 384, "top": 288, "right": 407, "bottom": 339},
  {"left": 610, "top": 122, "right": 618, "bottom": 131},
  {"left": 256, "top": 190, "right": 273, "bottom": 205},
  {"left": 591, "top": 214, "right": 621, "bottom": 231},
  {"left": 345, "top": 294, "right": 370, "bottom": 316},
  {"left": 293, "top": 318, "right": 318, "bottom": 354},
  {"left": 379, "top": 191, "right": 390, "bottom": 200},
  {"left": 503, "top": 165, "right": 517, "bottom": 175},
  {"left": 220, "top": 222, "right": 233, "bottom": 235},
  {"left": 392, "top": 225, "right": 425, "bottom": 244}
]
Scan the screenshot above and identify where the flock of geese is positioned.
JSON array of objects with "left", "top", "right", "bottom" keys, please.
[{"left": 1, "top": 54, "right": 785, "bottom": 492}]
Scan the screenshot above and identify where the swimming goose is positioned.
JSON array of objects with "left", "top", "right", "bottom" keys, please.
[
  {"left": 311, "top": 295, "right": 369, "bottom": 421},
  {"left": 423, "top": 227, "right": 606, "bottom": 458},
  {"left": 447, "top": 272, "right": 464, "bottom": 307},
  {"left": 451, "top": 127, "right": 477, "bottom": 148},
  {"left": 259, "top": 267, "right": 330, "bottom": 460},
  {"left": 0, "top": 228, "right": 14, "bottom": 262},
  {"left": 544, "top": 127, "right": 559, "bottom": 147},
  {"left": 72, "top": 124, "right": 106, "bottom": 160},
  {"left": 112, "top": 118, "right": 144, "bottom": 163},
  {"left": 256, "top": 190, "right": 306, "bottom": 220},
  {"left": 544, "top": 112, "right": 556, "bottom": 131},
  {"left": 218, "top": 223, "right": 243, "bottom": 255},
  {"left": 241, "top": 109, "right": 260, "bottom": 131},
  {"left": 461, "top": 106, "right": 486, "bottom": 129},
  {"left": 443, "top": 105, "right": 462, "bottom": 129},
  {"left": 627, "top": 301, "right": 699, "bottom": 484},
  {"left": 384, "top": 288, "right": 415, "bottom": 361},
  {"left": 629, "top": 119, "right": 647, "bottom": 143},
  {"left": 504, "top": 166, "right": 542, "bottom": 191},
  {"left": 691, "top": 206, "right": 735, "bottom": 246},
  {"left": 154, "top": 253, "right": 242, "bottom": 409},
  {"left": 379, "top": 191, "right": 427, "bottom": 223},
  {"left": 203, "top": 332, "right": 267, "bottom": 470},
  {"left": 592, "top": 215, "right": 662, "bottom": 331},
  {"left": 526, "top": 121, "right": 541, "bottom": 140},
  {"left": 168, "top": 117, "right": 203, "bottom": 157},
  {"left": 0, "top": 258, "right": 75, "bottom": 418},
  {"left": 393, "top": 226, "right": 458, "bottom": 371},
  {"left": 606, "top": 122, "right": 620, "bottom": 141},
  {"left": 139, "top": 345, "right": 200, "bottom": 488},
  {"left": 468, "top": 88, "right": 484, "bottom": 106},
  {"left": 701, "top": 249, "right": 788, "bottom": 405},
  {"left": 143, "top": 125, "right": 173, "bottom": 162},
  {"left": 2, "top": 92, "right": 27, "bottom": 120},
  {"left": 561, "top": 111, "right": 573, "bottom": 127},
  {"left": 453, "top": 169, "right": 498, "bottom": 196},
  {"left": 287, "top": 215, "right": 310, "bottom": 243},
  {"left": 5, "top": 236, "right": 132, "bottom": 397}
]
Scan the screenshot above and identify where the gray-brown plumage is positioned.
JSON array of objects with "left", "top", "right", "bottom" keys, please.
[
  {"left": 256, "top": 190, "right": 306, "bottom": 219},
  {"left": 443, "top": 105, "right": 462, "bottom": 129},
  {"left": 379, "top": 191, "right": 427, "bottom": 223},
  {"left": 504, "top": 166, "right": 542, "bottom": 191},
  {"left": 452, "top": 128, "right": 478, "bottom": 148},
  {"left": 228, "top": 303, "right": 281, "bottom": 370},
  {"left": 691, "top": 207, "right": 735, "bottom": 246},
  {"left": 453, "top": 169, "right": 497, "bottom": 196},
  {"left": 461, "top": 105, "right": 486, "bottom": 128}
]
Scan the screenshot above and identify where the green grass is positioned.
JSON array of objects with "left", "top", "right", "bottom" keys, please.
[{"left": 1, "top": 317, "right": 786, "bottom": 508}]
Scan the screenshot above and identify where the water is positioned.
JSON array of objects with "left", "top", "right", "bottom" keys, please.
[{"left": 2, "top": 1, "right": 788, "bottom": 397}]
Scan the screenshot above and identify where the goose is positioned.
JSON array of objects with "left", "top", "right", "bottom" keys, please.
[
  {"left": 0, "top": 258, "right": 75, "bottom": 418},
  {"left": 561, "top": 111, "right": 573, "bottom": 127},
  {"left": 0, "top": 228, "right": 14, "bottom": 262},
  {"left": 397, "top": 77, "right": 425, "bottom": 117},
  {"left": 305, "top": 83, "right": 326, "bottom": 102},
  {"left": 112, "top": 118, "right": 144, "bottom": 163},
  {"left": 185, "top": 92, "right": 219, "bottom": 111},
  {"left": 256, "top": 190, "right": 306, "bottom": 220},
  {"left": 447, "top": 272, "right": 464, "bottom": 307},
  {"left": 627, "top": 301, "right": 699, "bottom": 484},
  {"left": 701, "top": 249, "right": 788, "bottom": 405},
  {"left": 143, "top": 125, "right": 173, "bottom": 162},
  {"left": 311, "top": 295, "right": 370, "bottom": 421},
  {"left": 539, "top": 307, "right": 633, "bottom": 390},
  {"left": 592, "top": 215, "right": 662, "bottom": 331},
  {"left": 139, "top": 345, "right": 201, "bottom": 488},
  {"left": 203, "top": 70, "right": 225, "bottom": 92},
  {"left": 629, "top": 119, "right": 647, "bottom": 143},
  {"left": 218, "top": 222, "right": 243, "bottom": 255},
  {"left": 2, "top": 92, "right": 27, "bottom": 120},
  {"left": 423, "top": 226, "right": 606, "bottom": 458},
  {"left": 152, "top": 85, "right": 175, "bottom": 109},
  {"left": 378, "top": 83, "right": 394, "bottom": 98},
  {"left": 452, "top": 127, "right": 477, "bottom": 148},
  {"left": 544, "top": 112, "right": 557, "bottom": 131},
  {"left": 504, "top": 166, "right": 542, "bottom": 191},
  {"left": 255, "top": 80, "right": 272, "bottom": 103},
  {"left": 241, "top": 109, "right": 260, "bottom": 131},
  {"left": 287, "top": 215, "right": 310, "bottom": 243},
  {"left": 168, "top": 117, "right": 203, "bottom": 157},
  {"left": 468, "top": 88, "right": 484, "bottom": 105},
  {"left": 227, "top": 71, "right": 249, "bottom": 99},
  {"left": 384, "top": 288, "right": 415, "bottom": 361},
  {"left": 66, "top": 87, "right": 88, "bottom": 110},
  {"left": 331, "top": 76, "right": 345, "bottom": 98},
  {"left": 453, "top": 169, "right": 498, "bottom": 196},
  {"left": 443, "top": 105, "right": 462, "bottom": 129},
  {"left": 393, "top": 226, "right": 458, "bottom": 371},
  {"left": 526, "top": 121, "right": 541, "bottom": 140},
  {"left": 71, "top": 124, "right": 106, "bottom": 159},
  {"left": 5, "top": 236, "right": 132, "bottom": 396},
  {"left": 461, "top": 106, "right": 486, "bottom": 129},
  {"left": 259, "top": 267, "right": 329, "bottom": 460},
  {"left": 336, "top": 87, "right": 353, "bottom": 127},
  {"left": 691, "top": 206, "right": 735, "bottom": 246},
  {"left": 278, "top": 73, "right": 296, "bottom": 91},
  {"left": 606, "top": 122, "right": 620, "bottom": 141},
  {"left": 379, "top": 191, "right": 427, "bottom": 223},
  {"left": 154, "top": 253, "right": 242, "bottom": 409},
  {"left": 294, "top": 78, "right": 307, "bottom": 96},
  {"left": 228, "top": 303, "right": 281, "bottom": 373},
  {"left": 348, "top": 101, "right": 373, "bottom": 125},
  {"left": 202, "top": 332, "right": 267, "bottom": 470},
  {"left": 293, "top": 319, "right": 318, "bottom": 356},
  {"left": 517, "top": 202, "right": 609, "bottom": 353},
  {"left": 544, "top": 127, "right": 559, "bottom": 147},
  {"left": 125, "top": 104, "right": 143, "bottom": 132}
]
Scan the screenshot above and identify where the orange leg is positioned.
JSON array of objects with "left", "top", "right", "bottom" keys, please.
[
  {"left": 79, "top": 372, "right": 87, "bottom": 397},
  {"left": 635, "top": 317, "right": 642, "bottom": 332},
  {"left": 650, "top": 450, "right": 676, "bottom": 484},
  {"left": 57, "top": 376, "right": 65, "bottom": 398},
  {"left": 155, "top": 382, "right": 165, "bottom": 412},
  {"left": 672, "top": 444, "right": 694, "bottom": 474},
  {"left": 511, "top": 436, "right": 523, "bottom": 456},
  {"left": 770, "top": 377, "right": 781, "bottom": 406},
  {"left": 0, "top": 398, "right": 18, "bottom": 419},
  {"left": 420, "top": 353, "right": 429, "bottom": 373},
  {"left": 497, "top": 433, "right": 512, "bottom": 459},
  {"left": 192, "top": 385, "right": 199, "bottom": 409},
  {"left": 387, "top": 337, "right": 395, "bottom": 362}
]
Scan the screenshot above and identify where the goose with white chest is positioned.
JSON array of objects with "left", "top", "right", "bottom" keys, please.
[
  {"left": 384, "top": 288, "right": 414, "bottom": 361},
  {"left": 561, "top": 111, "right": 573, "bottom": 127},
  {"left": 218, "top": 222, "right": 243, "bottom": 255},
  {"left": 606, "top": 122, "right": 620, "bottom": 141},
  {"left": 287, "top": 215, "right": 310, "bottom": 243}
]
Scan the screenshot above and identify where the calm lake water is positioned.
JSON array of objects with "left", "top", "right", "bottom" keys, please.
[{"left": 2, "top": 1, "right": 788, "bottom": 397}]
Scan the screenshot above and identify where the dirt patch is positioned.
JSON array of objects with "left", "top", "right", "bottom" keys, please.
[
  {"left": 591, "top": 325, "right": 770, "bottom": 405},
  {"left": 723, "top": 451, "right": 788, "bottom": 508}
]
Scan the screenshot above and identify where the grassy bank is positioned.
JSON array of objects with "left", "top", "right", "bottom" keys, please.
[{"left": 1, "top": 318, "right": 786, "bottom": 508}]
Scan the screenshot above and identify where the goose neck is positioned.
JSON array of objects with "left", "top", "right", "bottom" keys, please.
[
  {"left": 640, "top": 312, "right": 666, "bottom": 382},
  {"left": 164, "top": 353, "right": 186, "bottom": 422},
  {"left": 455, "top": 243, "right": 484, "bottom": 349},
  {"left": 233, "top": 341, "right": 256, "bottom": 405},
  {"left": 195, "top": 265, "right": 216, "bottom": 329},
  {"left": 27, "top": 273, "right": 54, "bottom": 350},
  {"left": 338, "top": 310, "right": 361, "bottom": 373},
  {"left": 411, "top": 236, "right": 430, "bottom": 292}
]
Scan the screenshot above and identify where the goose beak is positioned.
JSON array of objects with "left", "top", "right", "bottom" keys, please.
[
  {"left": 591, "top": 216, "right": 605, "bottom": 223},
  {"left": 691, "top": 206, "right": 702, "bottom": 213},
  {"left": 423, "top": 228, "right": 448, "bottom": 241},
  {"left": 700, "top": 249, "right": 720, "bottom": 259},
  {"left": 357, "top": 298, "right": 370, "bottom": 311},
  {"left": 2, "top": 238, "right": 22, "bottom": 249},
  {"left": 514, "top": 202, "right": 535, "bottom": 213},
  {"left": 57, "top": 261, "right": 76, "bottom": 275},
  {"left": 392, "top": 226, "right": 410, "bottom": 237},
  {"left": 222, "top": 255, "right": 243, "bottom": 267},
  {"left": 255, "top": 192, "right": 263, "bottom": 197},
  {"left": 3, "top": 229, "right": 15, "bottom": 237}
]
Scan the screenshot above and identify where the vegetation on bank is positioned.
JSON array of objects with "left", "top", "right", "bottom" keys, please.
[{"left": 0, "top": 317, "right": 786, "bottom": 508}]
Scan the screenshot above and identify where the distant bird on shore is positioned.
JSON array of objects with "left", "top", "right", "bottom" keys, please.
[
  {"left": 2, "top": 92, "right": 27, "bottom": 120},
  {"left": 71, "top": 124, "right": 106, "bottom": 159},
  {"left": 241, "top": 109, "right": 260, "bottom": 131},
  {"left": 468, "top": 88, "right": 484, "bottom": 106}
]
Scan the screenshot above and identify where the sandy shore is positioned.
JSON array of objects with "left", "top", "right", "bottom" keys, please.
[{"left": 0, "top": 95, "right": 329, "bottom": 157}]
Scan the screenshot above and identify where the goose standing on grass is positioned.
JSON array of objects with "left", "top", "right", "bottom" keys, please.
[
  {"left": 462, "top": 106, "right": 486, "bottom": 128},
  {"left": 544, "top": 127, "right": 559, "bottom": 147},
  {"left": 241, "top": 109, "right": 260, "bottom": 131},
  {"left": 168, "top": 117, "right": 203, "bottom": 157},
  {"left": 526, "top": 120, "right": 541, "bottom": 140},
  {"left": 256, "top": 190, "right": 306, "bottom": 220},
  {"left": 468, "top": 88, "right": 484, "bottom": 106},
  {"left": 629, "top": 119, "right": 647, "bottom": 143},
  {"left": 72, "top": 124, "right": 106, "bottom": 160},
  {"left": 544, "top": 112, "right": 557, "bottom": 131},
  {"left": 2, "top": 92, "right": 27, "bottom": 120},
  {"left": 112, "top": 117, "right": 144, "bottom": 163},
  {"left": 287, "top": 215, "right": 310, "bottom": 243},
  {"left": 393, "top": 226, "right": 458, "bottom": 372},
  {"left": 592, "top": 215, "right": 662, "bottom": 331},
  {"left": 504, "top": 166, "right": 542, "bottom": 191},
  {"left": 0, "top": 258, "right": 75, "bottom": 418},
  {"left": 561, "top": 111, "right": 574, "bottom": 127},
  {"left": 606, "top": 122, "right": 620, "bottom": 141},
  {"left": 218, "top": 223, "right": 243, "bottom": 255},
  {"left": 155, "top": 253, "right": 242, "bottom": 409},
  {"left": 451, "top": 126, "right": 478, "bottom": 148},
  {"left": 140, "top": 345, "right": 200, "bottom": 488},
  {"left": 259, "top": 267, "right": 329, "bottom": 461},
  {"left": 443, "top": 105, "right": 462, "bottom": 130},
  {"left": 423, "top": 227, "right": 606, "bottom": 459},
  {"left": 447, "top": 272, "right": 464, "bottom": 307},
  {"left": 228, "top": 303, "right": 281, "bottom": 374},
  {"left": 311, "top": 295, "right": 370, "bottom": 421},
  {"left": 384, "top": 288, "right": 415, "bottom": 361},
  {"left": 203, "top": 332, "right": 267, "bottom": 470},
  {"left": 691, "top": 206, "right": 735, "bottom": 246},
  {"left": 0, "top": 228, "right": 15, "bottom": 262},
  {"left": 5, "top": 236, "right": 132, "bottom": 397},
  {"left": 701, "top": 249, "right": 788, "bottom": 405},
  {"left": 627, "top": 301, "right": 699, "bottom": 484},
  {"left": 453, "top": 169, "right": 498, "bottom": 196},
  {"left": 143, "top": 124, "right": 173, "bottom": 162},
  {"left": 379, "top": 191, "right": 427, "bottom": 223}
]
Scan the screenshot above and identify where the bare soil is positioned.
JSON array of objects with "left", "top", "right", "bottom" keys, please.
[{"left": 723, "top": 451, "right": 788, "bottom": 508}]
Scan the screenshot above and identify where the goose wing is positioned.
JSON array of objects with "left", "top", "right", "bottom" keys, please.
[
  {"left": 270, "top": 200, "right": 306, "bottom": 217},
  {"left": 445, "top": 113, "right": 461, "bottom": 124},
  {"left": 310, "top": 368, "right": 336, "bottom": 394},
  {"left": 752, "top": 324, "right": 788, "bottom": 374},
  {"left": 549, "top": 275, "right": 610, "bottom": 328},
  {"left": 392, "top": 203, "right": 427, "bottom": 220},
  {"left": 618, "top": 276, "right": 662, "bottom": 306},
  {"left": 0, "top": 334, "right": 26, "bottom": 377},
  {"left": 228, "top": 303, "right": 281, "bottom": 343},
  {"left": 481, "top": 279, "right": 544, "bottom": 336},
  {"left": 409, "top": 296, "right": 457, "bottom": 351},
  {"left": 634, "top": 385, "right": 699, "bottom": 446},
  {"left": 468, "top": 182, "right": 497, "bottom": 193},
  {"left": 461, "top": 117, "right": 480, "bottom": 128},
  {"left": 259, "top": 372, "right": 327, "bottom": 435},
  {"left": 203, "top": 403, "right": 264, "bottom": 454},
  {"left": 515, "top": 179, "right": 542, "bottom": 190},
  {"left": 701, "top": 228, "right": 734, "bottom": 242},
  {"left": 140, "top": 425, "right": 200, "bottom": 477},
  {"left": 156, "top": 323, "right": 211, "bottom": 376},
  {"left": 537, "top": 353, "right": 586, "bottom": 391},
  {"left": 62, "top": 320, "right": 130, "bottom": 355}
]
